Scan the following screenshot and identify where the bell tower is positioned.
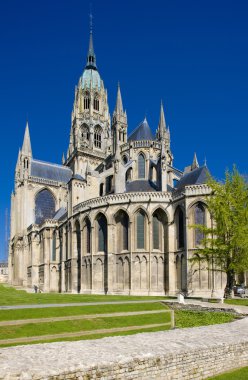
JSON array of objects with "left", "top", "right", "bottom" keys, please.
[
  {"left": 65, "top": 22, "right": 111, "bottom": 177},
  {"left": 112, "top": 83, "right": 128, "bottom": 155}
]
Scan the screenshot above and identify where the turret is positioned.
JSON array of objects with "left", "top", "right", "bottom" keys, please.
[
  {"left": 112, "top": 83, "right": 128, "bottom": 154},
  {"left": 65, "top": 22, "right": 111, "bottom": 175}
]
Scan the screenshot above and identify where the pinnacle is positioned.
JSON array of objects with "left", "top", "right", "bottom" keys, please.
[{"left": 22, "top": 121, "right": 32, "bottom": 157}]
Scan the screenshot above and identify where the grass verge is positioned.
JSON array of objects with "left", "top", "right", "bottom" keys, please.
[
  {"left": 0, "top": 302, "right": 166, "bottom": 321},
  {"left": 0, "top": 312, "right": 170, "bottom": 340},
  {"left": 225, "top": 299, "right": 248, "bottom": 307},
  {"left": 0, "top": 284, "right": 168, "bottom": 306},
  {"left": 174, "top": 310, "right": 235, "bottom": 328},
  {"left": 208, "top": 366, "right": 248, "bottom": 379}
]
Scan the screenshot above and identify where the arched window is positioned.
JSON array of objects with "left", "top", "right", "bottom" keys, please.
[
  {"left": 153, "top": 214, "right": 160, "bottom": 250},
  {"left": 94, "top": 126, "right": 102, "bottom": 148},
  {"left": 35, "top": 189, "right": 55, "bottom": 225},
  {"left": 152, "top": 209, "right": 168, "bottom": 251},
  {"left": 93, "top": 97, "right": 99, "bottom": 111},
  {"left": 97, "top": 214, "right": 107, "bottom": 252},
  {"left": 83, "top": 218, "right": 91, "bottom": 254},
  {"left": 194, "top": 203, "right": 205, "bottom": 246},
  {"left": 82, "top": 124, "right": 90, "bottom": 141},
  {"left": 126, "top": 168, "right": 132, "bottom": 182},
  {"left": 136, "top": 210, "right": 145, "bottom": 249},
  {"left": 122, "top": 155, "right": 128, "bottom": 165},
  {"left": 178, "top": 208, "right": 184, "bottom": 249},
  {"left": 84, "top": 93, "right": 90, "bottom": 110},
  {"left": 52, "top": 230, "right": 56, "bottom": 261},
  {"left": 115, "top": 210, "right": 129, "bottom": 251},
  {"left": 138, "top": 153, "right": 145, "bottom": 179}
]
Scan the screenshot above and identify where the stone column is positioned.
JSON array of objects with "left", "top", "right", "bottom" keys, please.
[
  {"left": 61, "top": 229, "right": 66, "bottom": 293},
  {"left": 129, "top": 220, "right": 133, "bottom": 293},
  {"left": 107, "top": 223, "right": 114, "bottom": 294},
  {"left": 71, "top": 226, "right": 78, "bottom": 293},
  {"left": 168, "top": 220, "right": 176, "bottom": 295},
  {"left": 148, "top": 219, "right": 152, "bottom": 294},
  {"left": 43, "top": 229, "right": 51, "bottom": 292},
  {"left": 91, "top": 225, "right": 95, "bottom": 292}
]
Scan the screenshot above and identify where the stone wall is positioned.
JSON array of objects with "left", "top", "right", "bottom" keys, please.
[{"left": 1, "top": 318, "right": 248, "bottom": 380}]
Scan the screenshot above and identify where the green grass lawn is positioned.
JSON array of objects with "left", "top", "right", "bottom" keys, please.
[
  {"left": 225, "top": 298, "right": 248, "bottom": 307},
  {"left": 0, "top": 284, "right": 167, "bottom": 306},
  {"left": 209, "top": 366, "right": 248, "bottom": 379},
  {"left": 0, "top": 302, "right": 166, "bottom": 321},
  {"left": 0, "top": 312, "right": 170, "bottom": 340},
  {"left": 175, "top": 310, "right": 235, "bottom": 328}
]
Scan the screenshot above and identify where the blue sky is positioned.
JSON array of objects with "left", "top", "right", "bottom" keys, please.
[{"left": 0, "top": 0, "right": 248, "bottom": 260}]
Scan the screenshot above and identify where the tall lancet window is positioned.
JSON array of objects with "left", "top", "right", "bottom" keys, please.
[
  {"left": 136, "top": 210, "right": 145, "bottom": 249},
  {"left": 138, "top": 153, "right": 145, "bottom": 179},
  {"left": 94, "top": 97, "right": 99, "bottom": 111},
  {"left": 194, "top": 203, "right": 205, "bottom": 246},
  {"left": 94, "top": 126, "right": 102, "bottom": 148},
  {"left": 84, "top": 92, "right": 90, "bottom": 110}
]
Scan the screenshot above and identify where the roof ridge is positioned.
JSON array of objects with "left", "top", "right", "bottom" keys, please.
[{"left": 31, "top": 159, "right": 72, "bottom": 171}]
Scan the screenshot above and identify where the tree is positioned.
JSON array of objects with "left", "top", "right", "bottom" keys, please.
[{"left": 192, "top": 167, "right": 248, "bottom": 297}]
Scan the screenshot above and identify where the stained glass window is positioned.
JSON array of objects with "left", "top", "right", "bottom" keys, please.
[
  {"left": 86, "top": 219, "right": 91, "bottom": 254},
  {"left": 138, "top": 154, "right": 145, "bottom": 179},
  {"left": 153, "top": 214, "right": 160, "bottom": 249},
  {"left": 178, "top": 208, "right": 184, "bottom": 249},
  {"left": 137, "top": 211, "right": 145, "bottom": 249},
  {"left": 35, "top": 189, "right": 55, "bottom": 225},
  {"left": 195, "top": 203, "right": 205, "bottom": 246},
  {"left": 98, "top": 215, "right": 107, "bottom": 252}
]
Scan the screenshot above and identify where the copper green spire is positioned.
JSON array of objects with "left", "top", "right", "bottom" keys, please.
[{"left": 86, "top": 12, "right": 97, "bottom": 70}]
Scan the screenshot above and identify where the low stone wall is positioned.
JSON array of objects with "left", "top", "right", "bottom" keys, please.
[{"left": 1, "top": 318, "right": 248, "bottom": 379}]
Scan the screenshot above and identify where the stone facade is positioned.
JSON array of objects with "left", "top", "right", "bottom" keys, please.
[{"left": 8, "top": 28, "right": 227, "bottom": 297}]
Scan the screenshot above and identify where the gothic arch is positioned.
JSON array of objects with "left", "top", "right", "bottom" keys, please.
[
  {"left": 34, "top": 188, "right": 56, "bottom": 225},
  {"left": 152, "top": 208, "right": 168, "bottom": 252},
  {"left": 174, "top": 206, "right": 185, "bottom": 250},
  {"left": 114, "top": 210, "right": 129, "bottom": 253},
  {"left": 138, "top": 152, "right": 146, "bottom": 179}
]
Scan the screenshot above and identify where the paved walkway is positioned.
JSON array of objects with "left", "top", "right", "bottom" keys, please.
[
  {"left": 0, "top": 317, "right": 247, "bottom": 379},
  {"left": 0, "top": 299, "right": 165, "bottom": 310}
]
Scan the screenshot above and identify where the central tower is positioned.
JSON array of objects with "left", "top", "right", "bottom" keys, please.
[{"left": 66, "top": 26, "right": 111, "bottom": 176}]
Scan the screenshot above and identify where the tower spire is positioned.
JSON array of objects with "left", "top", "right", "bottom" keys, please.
[
  {"left": 191, "top": 152, "right": 199, "bottom": 170},
  {"left": 86, "top": 10, "right": 97, "bottom": 69},
  {"left": 157, "top": 101, "right": 166, "bottom": 140},
  {"left": 22, "top": 121, "right": 32, "bottom": 157},
  {"left": 114, "top": 82, "right": 124, "bottom": 114}
]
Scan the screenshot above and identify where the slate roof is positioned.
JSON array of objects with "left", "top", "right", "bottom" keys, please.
[
  {"left": 126, "top": 180, "right": 158, "bottom": 192},
  {"left": 128, "top": 118, "right": 154, "bottom": 141},
  {"left": 175, "top": 166, "right": 209, "bottom": 191},
  {"left": 53, "top": 207, "right": 67, "bottom": 221},
  {"left": 30, "top": 159, "right": 72, "bottom": 183}
]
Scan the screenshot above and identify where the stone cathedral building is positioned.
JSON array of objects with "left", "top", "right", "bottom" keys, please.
[{"left": 8, "top": 29, "right": 225, "bottom": 297}]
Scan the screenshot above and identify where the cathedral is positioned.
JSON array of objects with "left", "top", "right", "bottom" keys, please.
[{"left": 8, "top": 28, "right": 226, "bottom": 297}]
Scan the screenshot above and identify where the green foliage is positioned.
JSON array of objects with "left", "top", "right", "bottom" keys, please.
[
  {"left": 208, "top": 366, "right": 248, "bottom": 379},
  {"left": 174, "top": 310, "right": 234, "bottom": 328},
  {"left": 191, "top": 167, "right": 248, "bottom": 294},
  {"left": 225, "top": 299, "right": 248, "bottom": 306}
]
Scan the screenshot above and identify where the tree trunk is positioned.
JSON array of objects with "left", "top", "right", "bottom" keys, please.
[{"left": 225, "top": 268, "right": 235, "bottom": 298}]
